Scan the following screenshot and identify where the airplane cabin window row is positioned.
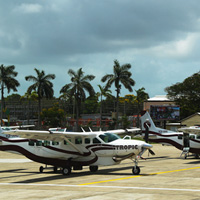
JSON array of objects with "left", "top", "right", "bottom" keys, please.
[{"left": 28, "top": 137, "right": 102, "bottom": 146}]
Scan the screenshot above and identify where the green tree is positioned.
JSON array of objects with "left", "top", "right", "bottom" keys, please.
[
  {"left": 6, "top": 93, "right": 21, "bottom": 102},
  {"left": 165, "top": 72, "right": 200, "bottom": 119},
  {"left": 83, "top": 96, "right": 99, "bottom": 114},
  {"left": 0, "top": 65, "right": 20, "bottom": 124},
  {"left": 96, "top": 85, "right": 113, "bottom": 129},
  {"left": 41, "top": 103, "right": 65, "bottom": 127},
  {"left": 25, "top": 68, "right": 55, "bottom": 128},
  {"left": 20, "top": 91, "right": 38, "bottom": 124},
  {"left": 59, "top": 90, "right": 75, "bottom": 121},
  {"left": 60, "top": 68, "right": 95, "bottom": 131},
  {"left": 101, "top": 60, "right": 135, "bottom": 128},
  {"left": 120, "top": 115, "right": 131, "bottom": 129}
]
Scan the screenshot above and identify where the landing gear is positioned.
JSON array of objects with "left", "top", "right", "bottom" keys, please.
[
  {"left": 39, "top": 166, "right": 44, "bottom": 173},
  {"left": 62, "top": 166, "right": 71, "bottom": 175},
  {"left": 39, "top": 165, "right": 72, "bottom": 176},
  {"left": 132, "top": 157, "right": 141, "bottom": 175},
  {"left": 39, "top": 165, "right": 58, "bottom": 173},
  {"left": 89, "top": 165, "right": 98, "bottom": 172},
  {"left": 132, "top": 166, "right": 140, "bottom": 175},
  {"left": 53, "top": 166, "right": 58, "bottom": 173}
]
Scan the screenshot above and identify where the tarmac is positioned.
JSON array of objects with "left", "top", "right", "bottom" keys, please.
[{"left": 0, "top": 144, "right": 200, "bottom": 200}]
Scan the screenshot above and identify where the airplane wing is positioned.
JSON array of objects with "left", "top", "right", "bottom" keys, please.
[
  {"left": 178, "top": 127, "right": 200, "bottom": 134},
  {"left": 6, "top": 127, "right": 141, "bottom": 141},
  {"left": 5, "top": 125, "right": 35, "bottom": 129},
  {"left": 5, "top": 129, "right": 98, "bottom": 142},
  {"left": 105, "top": 128, "right": 141, "bottom": 135}
]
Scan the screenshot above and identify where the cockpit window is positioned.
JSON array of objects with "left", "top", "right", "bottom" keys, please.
[{"left": 99, "top": 133, "right": 120, "bottom": 143}]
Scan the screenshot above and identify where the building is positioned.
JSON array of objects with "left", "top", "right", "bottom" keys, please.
[
  {"left": 143, "top": 95, "right": 180, "bottom": 130},
  {"left": 181, "top": 113, "right": 200, "bottom": 127},
  {"left": 143, "top": 95, "right": 176, "bottom": 112}
]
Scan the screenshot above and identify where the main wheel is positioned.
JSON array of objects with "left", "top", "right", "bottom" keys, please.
[
  {"left": 53, "top": 166, "right": 58, "bottom": 173},
  {"left": 132, "top": 166, "right": 140, "bottom": 175},
  {"left": 89, "top": 165, "right": 98, "bottom": 172},
  {"left": 62, "top": 167, "right": 71, "bottom": 175},
  {"left": 39, "top": 166, "right": 44, "bottom": 173}
]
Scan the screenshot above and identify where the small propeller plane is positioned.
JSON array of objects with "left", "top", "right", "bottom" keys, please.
[
  {"left": 140, "top": 111, "right": 200, "bottom": 158},
  {"left": 0, "top": 127, "right": 153, "bottom": 175}
]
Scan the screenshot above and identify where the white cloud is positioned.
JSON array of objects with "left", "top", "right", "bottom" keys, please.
[{"left": 14, "top": 3, "right": 42, "bottom": 14}]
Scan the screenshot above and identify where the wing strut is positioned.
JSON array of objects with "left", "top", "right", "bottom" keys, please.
[{"left": 63, "top": 137, "right": 84, "bottom": 155}]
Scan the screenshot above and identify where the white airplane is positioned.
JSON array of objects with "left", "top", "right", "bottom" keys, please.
[
  {"left": 140, "top": 111, "right": 200, "bottom": 158},
  {"left": 0, "top": 127, "right": 153, "bottom": 175}
]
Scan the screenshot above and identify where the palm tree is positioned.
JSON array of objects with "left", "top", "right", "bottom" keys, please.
[
  {"left": 25, "top": 68, "right": 55, "bottom": 128},
  {"left": 96, "top": 85, "right": 113, "bottom": 129},
  {"left": 0, "top": 65, "right": 20, "bottom": 124},
  {"left": 101, "top": 60, "right": 135, "bottom": 128},
  {"left": 20, "top": 91, "right": 38, "bottom": 125},
  {"left": 60, "top": 68, "right": 95, "bottom": 131}
]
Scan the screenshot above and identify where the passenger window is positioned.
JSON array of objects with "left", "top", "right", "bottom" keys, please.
[
  {"left": 85, "top": 138, "right": 90, "bottom": 144},
  {"left": 93, "top": 137, "right": 101, "bottom": 144},
  {"left": 52, "top": 141, "right": 59, "bottom": 145},
  {"left": 189, "top": 135, "right": 195, "bottom": 139},
  {"left": 178, "top": 135, "right": 183, "bottom": 140},
  {"left": 44, "top": 141, "right": 50, "bottom": 146},
  {"left": 64, "top": 139, "right": 71, "bottom": 145},
  {"left": 75, "top": 137, "right": 82, "bottom": 144},
  {"left": 29, "top": 140, "right": 35, "bottom": 146},
  {"left": 36, "top": 141, "right": 42, "bottom": 146},
  {"left": 64, "top": 140, "right": 68, "bottom": 145},
  {"left": 197, "top": 135, "right": 200, "bottom": 139}
]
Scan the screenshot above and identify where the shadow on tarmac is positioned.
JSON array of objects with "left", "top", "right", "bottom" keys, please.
[{"left": 12, "top": 165, "right": 149, "bottom": 184}]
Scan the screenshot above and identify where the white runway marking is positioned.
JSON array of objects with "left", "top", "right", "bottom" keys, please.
[
  {"left": 0, "top": 183, "right": 200, "bottom": 192},
  {"left": 0, "top": 159, "right": 32, "bottom": 163}
]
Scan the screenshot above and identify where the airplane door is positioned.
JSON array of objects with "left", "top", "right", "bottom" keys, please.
[{"left": 183, "top": 133, "right": 190, "bottom": 148}]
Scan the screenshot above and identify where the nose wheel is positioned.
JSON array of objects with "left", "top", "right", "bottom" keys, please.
[
  {"left": 132, "top": 158, "right": 141, "bottom": 175},
  {"left": 132, "top": 166, "right": 140, "bottom": 175}
]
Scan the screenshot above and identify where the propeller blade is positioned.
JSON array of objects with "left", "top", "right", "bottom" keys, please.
[
  {"left": 144, "top": 126, "right": 149, "bottom": 143},
  {"left": 148, "top": 149, "right": 155, "bottom": 155}
]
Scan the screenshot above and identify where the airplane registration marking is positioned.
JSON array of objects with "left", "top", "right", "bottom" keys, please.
[{"left": 79, "top": 166, "right": 200, "bottom": 186}]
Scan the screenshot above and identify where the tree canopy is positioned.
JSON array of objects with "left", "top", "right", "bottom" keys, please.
[{"left": 165, "top": 71, "right": 200, "bottom": 118}]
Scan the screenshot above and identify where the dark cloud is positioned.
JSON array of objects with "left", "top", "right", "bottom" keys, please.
[{"left": 1, "top": 0, "right": 200, "bottom": 97}]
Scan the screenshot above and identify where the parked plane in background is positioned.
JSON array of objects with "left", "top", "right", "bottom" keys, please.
[
  {"left": 0, "top": 127, "right": 153, "bottom": 175},
  {"left": 140, "top": 111, "right": 200, "bottom": 158}
]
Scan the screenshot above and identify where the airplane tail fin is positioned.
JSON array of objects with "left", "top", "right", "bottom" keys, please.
[
  {"left": 0, "top": 126, "right": 3, "bottom": 134},
  {"left": 140, "top": 110, "right": 174, "bottom": 137},
  {"left": 140, "top": 111, "right": 158, "bottom": 133}
]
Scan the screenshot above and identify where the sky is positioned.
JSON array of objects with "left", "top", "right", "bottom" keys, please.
[{"left": 1, "top": 0, "right": 200, "bottom": 98}]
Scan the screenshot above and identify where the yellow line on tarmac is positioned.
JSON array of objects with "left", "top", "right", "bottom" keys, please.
[{"left": 79, "top": 166, "right": 200, "bottom": 186}]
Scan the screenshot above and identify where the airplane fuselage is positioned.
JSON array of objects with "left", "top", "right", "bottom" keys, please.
[
  {"left": 0, "top": 132, "right": 148, "bottom": 170},
  {"left": 141, "top": 111, "right": 200, "bottom": 155}
]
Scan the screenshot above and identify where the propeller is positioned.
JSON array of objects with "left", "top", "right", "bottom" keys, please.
[
  {"left": 144, "top": 120, "right": 150, "bottom": 143},
  {"left": 144, "top": 123, "right": 155, "bottom": 156},
  {"left": 148, "top": 149, "right": 155, "bottom": 156}
]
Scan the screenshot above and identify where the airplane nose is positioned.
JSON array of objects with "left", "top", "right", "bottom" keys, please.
[{"left": 143, "top": 143, "right": 153, "bottom": 149}]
